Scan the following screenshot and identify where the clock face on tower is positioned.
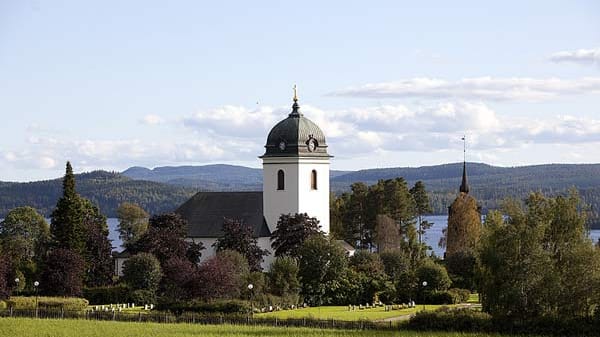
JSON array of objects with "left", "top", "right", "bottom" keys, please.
[
  {"left": 307, "top": 138, "right": 317, "bottom": 152},
  {"left": 279, "top": 141, "right": 286, "bottom": 151}
]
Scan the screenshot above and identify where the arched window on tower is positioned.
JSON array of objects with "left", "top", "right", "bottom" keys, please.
[
  {"left": 311, "top": 170, "right": 318, "bottom": 190},
  {"left": 277, "top": 169, "right": 285, "bottom": 190}
]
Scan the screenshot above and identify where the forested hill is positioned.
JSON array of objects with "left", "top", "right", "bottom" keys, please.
[
  {"left": 2, "top": 163, "right": 600, "bottom": 227},
  {"left": 0, "top": 171, "right": 197, "bottom": 218},
  {"left": 330, "top": 163, "right": 600, "bottom": 227}
]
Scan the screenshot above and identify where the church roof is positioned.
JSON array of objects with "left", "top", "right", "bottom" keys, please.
[
  {"left": 261, "top": 95, "right": 331, "bottom": 158},
  {"left": 175, "top": 191, "right": 271, "bottom": 238}
]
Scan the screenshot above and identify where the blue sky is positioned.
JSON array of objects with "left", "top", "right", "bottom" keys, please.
[{"left": 1, "top": 0, "right": 599, "bottom": 181}]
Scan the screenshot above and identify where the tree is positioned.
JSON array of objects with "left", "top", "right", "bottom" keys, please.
[
  {"left": 342, "top": 183, "right": 368, "bottom": 248},
  {"left": 122, "top": 253, "right": 162, "bottom": 292},
  {"left": 82, "top": 203, "right": 114, "bottom": 287},
  {"left": 268, "top": 256, "right": 300, "bottom": 297},
  {"left": 161, "top": 257, "right": 197, "bottom": 300},
  {"left": 51, "top": 162, "right": 87, "bottom": 255},
  {"left": 416, "top": 259, "right": 451, "bottom": 292},
  {"left": 374, "top": 214, "right": 401, "bottom": 252},
  {"left": 214, "top": 218, "right": 269, "bottom": 271},
  {"left": 478, "top": 192, "right": 600, "bottom": 319},
  {"left": 40, "top": 248, "right": 85, "bottom": 297},
  {"left": 0, "top": 255, "right": 10, "bottom": 299},
  {"left": 193, "top": 250, "right": 249, "bottom": 300},
  {"left": 444, "top": 250, "right": 477, "bottom": 290},
  {"left": 271, "top": 213, "right": 323, "bottom": 258},
  {"left": 446, "top": 193, "right": 481, "bottom": 256},
  {"left": 0, "top": 206, "right": 50, "bottom": 283},
  {"left": 349, "top": 250, "right": 388, "bottom": 304},
  {"left": 298, "top": 235, "right": 349, "bottom": 305},
  {"left": 410, "top": 181, "right": 433, "bottom": 246},
  {"left": 130, "top": 213, "right": 203, "bottom": 265},
  {"left": 116, "top": 202, "right": 149, "bottom": 246}
]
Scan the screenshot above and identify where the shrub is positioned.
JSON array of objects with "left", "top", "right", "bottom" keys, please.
[
  {"left": 423, "top": 290, "right": 461, "bottom": 304},
  {"left": 417, "top": 259, "right": 451, "bottom": 292},
  {"left": 129, "top": 289, "right": 156, "bottom": 305},
  {"left": 448, "top": 288, "right": 471, "bottom": 303},
  {"left": 158, "top": 299, "right": 250, "bottom": 314},
  {"left": 5, "top": 296, "right": 88, "bottom": 311},
  {"left": 122, "top": 253, "right": 162, "bottom": 292},
  {"left": 83, "top": 285, "right": 131, "bottom": 305},
  {"left": 268, "top": 256, "right": 300, "bottom": 297},
  {"left": 408, "top": 308, "right": 492, "bottom": 332},
  {"left": 192, "top": 251, "right": 248, "bottom": 300}
]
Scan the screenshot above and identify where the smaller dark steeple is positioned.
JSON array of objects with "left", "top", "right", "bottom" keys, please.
[
  {"left": 459, "top": 135, "right": 469, "bottom": 194},
  {"left": 460, "top": 161, "right": 470, "bottom": 194}
]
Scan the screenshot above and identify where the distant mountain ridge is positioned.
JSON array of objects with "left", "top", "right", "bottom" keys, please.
[{"left": 1, "top": 163, "right": 600, "bottom": 227}]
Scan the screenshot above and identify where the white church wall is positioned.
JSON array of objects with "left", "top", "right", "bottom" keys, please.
[
  {"left": 297, "top": 158, "right": 330, "bottom": 234},
  {"left": 258, "top": 236, "right": 275, "bottom": 270},
  {"left": 186, "top": 237, "right": 218, "bottom": 263},
  {"left": 262, "top": 159, "right": 300, "bottom": 233}
]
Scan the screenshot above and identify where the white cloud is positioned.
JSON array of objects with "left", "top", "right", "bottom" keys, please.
[
  {"left": 140, "top": 114, "right": 165, "bottom": 125},
  {"left": 550, "top": 48, "right": 600, "bottom": 66},
  {"left": 329, "top": 77, "right": 600, "bottom": 101},
  {"left": 4, "top": 100, "right": 600, "bottom": 177}
]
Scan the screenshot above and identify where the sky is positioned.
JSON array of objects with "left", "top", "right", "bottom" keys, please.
[{"left": 1, "top": 0, "right": 600, "bottom": 182}]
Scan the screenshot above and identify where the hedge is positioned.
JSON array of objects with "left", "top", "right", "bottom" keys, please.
[
  {"left": 158, "top": 300, "right": 250, "bottom": 315},
  {"left": 5, "top": 296, "right": 89, "bottom": 311},
  {"left": 83, "top": 285, "right": 131, "bottom": 305},
  {"left": 408, "top": 308, "right": 600, "bottom": 336},
  {"left": 423, "top": 290, "right": 461, "bottom": 304}
]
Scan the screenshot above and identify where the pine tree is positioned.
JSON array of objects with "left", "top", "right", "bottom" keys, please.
[{"left": 50, "top": 162, "right": 87, "bottom": 255}]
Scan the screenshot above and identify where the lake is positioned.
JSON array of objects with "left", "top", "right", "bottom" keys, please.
[{"left": 106, "top": 216, "right": 600, "bottom": 256}]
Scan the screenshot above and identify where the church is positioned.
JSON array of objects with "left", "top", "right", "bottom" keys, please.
[{"left": 173, "top": 90, "right": 334, "bottom": 270}]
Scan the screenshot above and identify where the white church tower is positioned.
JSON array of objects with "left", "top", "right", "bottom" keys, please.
[{"left": 260, "top": 87, "right": 332, "bottom": 235}]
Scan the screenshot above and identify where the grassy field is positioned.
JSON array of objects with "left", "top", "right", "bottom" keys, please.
[
  {"left": 0, "top": 317, "right": 523, "bottom": 337},
  {"left": 255, "top": 305, "right": 457, "bottom": 321}
]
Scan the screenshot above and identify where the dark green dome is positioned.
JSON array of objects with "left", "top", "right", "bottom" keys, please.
[{"left": 261, "top": 99, "right": 330, "bottom": 158}]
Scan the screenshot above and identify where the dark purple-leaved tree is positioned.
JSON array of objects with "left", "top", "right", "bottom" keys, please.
[
  {"left": 40, "top": 248, "right": 85, "bottom": 297},
  {"left": 214, "top": 218, "right": 269, "bottom": 271}
]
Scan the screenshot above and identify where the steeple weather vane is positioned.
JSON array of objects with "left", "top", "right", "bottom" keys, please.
[{"left": 293, "top": 84, "right": 298, "bottom": 102}]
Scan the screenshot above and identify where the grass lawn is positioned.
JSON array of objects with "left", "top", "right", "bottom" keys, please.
[
  {"left": 468, "top": 294, "right": 480, "bottom": 304},
  {"left": 255, "top": 305, "right": 453, "bottom": 321},
  {"left": 0, "top": 317, "right": 527, "bottom": 337}
]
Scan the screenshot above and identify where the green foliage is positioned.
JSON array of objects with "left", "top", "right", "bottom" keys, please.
[
  {"left": 122, "top": 253, "right": 162, "bottom": 292},
  {"left": 298, "top": 236, "right": 349, "bottom": 305},
  {"left": 0, "top": 206, "right": 49, "bottom": 288},
  {"left": 116, "top": 202, "right": 149, "bottom": 245},
  {"left": 478, "top": 192, "right": 600, "bottom": 320},
  {"left": 423, "top": 291, "right": 461, "bottom": 305},
  {"left": 5, "top": 296, "right": 88, "bottom": 311},
  {"left": 271, "top": 213, "right": 323, "bottom": 258},
  {"left": 158, "top": 299, "right": 250, "bottom": 314},
  {"left": 268, "top": 256, "right": 300, "bottom": 298},
  {"left": 444, "top": 251, "right": 477, "bottom": 291},
  {"left": 0, "top": 170, "right": 196, "bottom": 218},
  {"left": 448, "top": 288, "right": 471, "bottom": 303},
  {"left": 408, "top": 308, "right": 493, "bottom": 332},
  {"left": 214, "top": 218, "right": 269, "bottom": 272},
  {"left": 446, "top": 194, "right": 481, "bottom": 255},
  {"left": 129, "top": 289, "right": 157, "bottom": 305},
  {"left": 83, "top": 285, "right": 131, "bottom": 305},
  {"left": 417, "top": 259, "right": 451, "bottom": 292},
  {"left": 51, "top": 163, "right": 88, "bottom": 255}
]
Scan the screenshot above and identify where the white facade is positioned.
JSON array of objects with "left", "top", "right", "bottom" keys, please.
[
  {"left": 262, "top": 156, "right": 330, "bottom": 235},
  {"left": 187, "top": 237, "right": 275, "bottom": 270}
]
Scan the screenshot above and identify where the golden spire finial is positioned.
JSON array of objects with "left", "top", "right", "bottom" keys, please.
[{"left": 293, "top": 84, "right": 298, "bottom": 102}]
